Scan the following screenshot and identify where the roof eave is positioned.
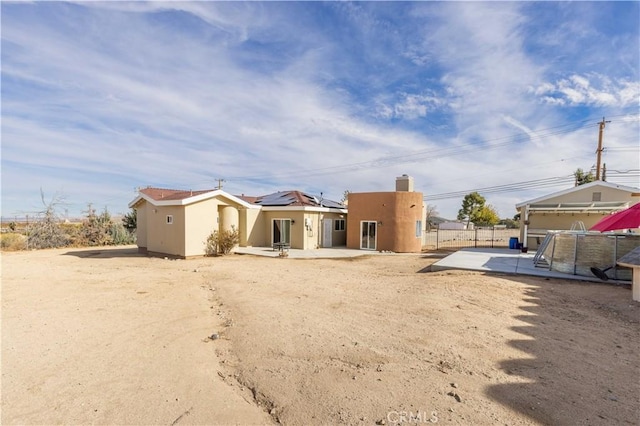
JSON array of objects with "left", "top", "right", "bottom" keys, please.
[{"left": 516, "top": 181, "right": 640, "bottom": 208}]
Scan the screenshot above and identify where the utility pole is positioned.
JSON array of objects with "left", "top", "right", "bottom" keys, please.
[
  {"left": 595, "top": 117, "right": 611, "bottom": 181},
  {"left": 216, "top": 178, "right": 226, "bottom": 190}
]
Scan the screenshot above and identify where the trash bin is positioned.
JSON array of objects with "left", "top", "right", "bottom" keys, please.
[{"left": 509, "top": 237, "right": 519, "bottom": 249}]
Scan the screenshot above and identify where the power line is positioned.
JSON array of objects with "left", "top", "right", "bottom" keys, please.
[
  {"left": 230, "top": 117, "right": 607, "bottom": 182},
  {"left": 424, "top": 170, "right": 639, "bottom": 201}
]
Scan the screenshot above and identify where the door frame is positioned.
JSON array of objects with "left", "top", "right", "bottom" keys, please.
[
  {"left": 360, "top": 220, "right": 377, "bottom": 250},
  {"left": 322, "top": 218, "right": 332, "bottom": 248},
  {"left": 272, "top": 218, "right": 291, "bottom": 246}
]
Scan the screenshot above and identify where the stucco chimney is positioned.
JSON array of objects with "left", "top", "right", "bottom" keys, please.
[{"left": 396, "top": 174, "right": 414, "bottom": 192}]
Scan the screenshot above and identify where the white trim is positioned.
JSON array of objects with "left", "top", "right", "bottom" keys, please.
[
  {"left": 261, "top": 206, "right": 347, "bottom": 213},
  {"left": 360, "top": 220, "right": 377, "bottom": 250},
  {"left": 516, "top": 181, "right": 640, "bottom": 208}
]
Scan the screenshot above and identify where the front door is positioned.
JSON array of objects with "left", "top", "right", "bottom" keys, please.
[
  {"left": 360, "top": 221, "right": 377, "bottom": 250},
  {"left": 322, "top": 219, "right": 332, "bottom": 248}
]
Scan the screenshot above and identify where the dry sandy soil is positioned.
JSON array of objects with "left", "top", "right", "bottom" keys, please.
[{"left": 2, "top": 246, "right": 639, "bottom": 425}]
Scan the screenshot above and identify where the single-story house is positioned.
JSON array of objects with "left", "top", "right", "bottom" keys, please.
[
  {"left": 515, "top": 181, "right": 640, "bottom": 249},
  {"left": 346, "top": 175, "right": 425, "bottom": 253},
  {"left": 439, "top": 221, "right": 474, "bottom": 230},
  {"left": 129, "top": 187, "right": 347, "bottom": 258}
]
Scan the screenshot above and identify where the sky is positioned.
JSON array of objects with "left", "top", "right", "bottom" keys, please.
[{"left": 2, "top": 1, "right": 639, "bottom": 220}]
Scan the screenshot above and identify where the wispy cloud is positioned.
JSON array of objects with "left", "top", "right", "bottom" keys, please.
[
  {"left": 533, "top": 73, "right": 639, "bottom": 107},
  {"left": 2, "top": 2, "right": 638, "bottom": 219}
]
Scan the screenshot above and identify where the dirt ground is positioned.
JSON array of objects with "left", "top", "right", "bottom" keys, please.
[{"left": 2, "top": 246, "right": 639, "bottom": 425}]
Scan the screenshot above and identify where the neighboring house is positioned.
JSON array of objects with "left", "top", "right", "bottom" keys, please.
[
  {"left": 439, "top": 221, "right": 474, "bottom": 230},
  {"left": 128, "top": 187, "right": 347, "bottom": 258},
  {"left": 515, "top": 181, "right": 640, "bottom": 249},
  {"left": 346, "top": 175, "right": 425, "bottom": 253}
]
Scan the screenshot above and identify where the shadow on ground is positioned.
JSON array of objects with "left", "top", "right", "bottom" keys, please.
[
  {"left": 485, "top": 277, "right": 640, "bottom": 425},
  {"left": 63, "top": 247, "right": 143, "bottom": 259}
]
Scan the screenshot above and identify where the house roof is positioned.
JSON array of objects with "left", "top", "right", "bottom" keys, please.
[
  {"left": 253, "top": 191, "right": 346, "bottom": 209},
  {"left": 516, "top": 181, "right": 640, "bottom": 208},
  {"left": 139, "top": 187, "right": 213, "bottom": 201},
  {"left": 128, "top": 187, "right": 346, "bottom": 211},
  {"left": 128, "top": 187, "right": 259, "bottom": 209}
]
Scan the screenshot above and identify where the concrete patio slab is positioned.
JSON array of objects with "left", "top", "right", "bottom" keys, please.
[
  {"left": 431, "top": 247, "right": 627, "bottom": 283},
  {"left": 233, "top": 246, "right": 409, "bottom": 259}
]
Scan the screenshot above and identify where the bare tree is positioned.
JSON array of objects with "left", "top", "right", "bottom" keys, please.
[
  {"left": 425, "top": 204, "right": 439, "bottom": 231},
  {"left": 27, "top": 190, "right": 69, "bottom": 249}
]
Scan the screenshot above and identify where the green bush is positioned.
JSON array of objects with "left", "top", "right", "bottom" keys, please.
[{"left": 205, "top": 226, "right": 239, "bottom": 256}]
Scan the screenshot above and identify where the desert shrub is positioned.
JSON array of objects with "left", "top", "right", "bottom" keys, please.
[
  {"left": 1, "top": 233, "right": 26, "bottom": 251},
  {"left": 27, "top": 199, "right": 69, "bottom": 249},
  {"left": 205, "top": 226, "right": 239, "bottom": 256},
  {"left": 80, "top": 205, "right": 114, "bottom": 246},
  {"left": 110, "top": 222, "right": 136, "bottom": 245},
  {"left": 59, "top": 223, "right": 83, "bottom": 246}
]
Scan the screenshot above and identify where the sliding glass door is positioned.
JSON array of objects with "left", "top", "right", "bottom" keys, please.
[
  {"left": 360, "top": 221, "right": 377, "bottom": 250},
  {"left": 273, "top": 219, "right": 291, "bottom": 245}
]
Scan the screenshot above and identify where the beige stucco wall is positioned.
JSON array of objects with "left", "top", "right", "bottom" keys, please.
[
  {"left": 146, "top": 205, "right": 186, "bottom": 257},
  {"left": 184, "top": 199, "right": 219, "bottom": 257},
  {"left": 240, "top": 208, "right": 266, "bottom": 247},
  {"left": 140, "top": 196, "right": 252, "bottom": 258},
  {"left": 261, "top": 210, "right": 313, "bottom": 249},
  {"left": 135, "top": 201, "right": 148, "bottom": 251},
  {"left": 535, "top": 185, "right": 636, "bottom": 204},
  {"left": 219, "top": 205, "right": 239, "bottom": 232},
  {"left": 346, "top": 191, "right": 423, "bottom": 253},
  {"left": 256, "top": 210, "right": 346, "bottom": 249}
]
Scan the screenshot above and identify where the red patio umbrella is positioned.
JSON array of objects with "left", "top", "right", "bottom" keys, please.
[{"left": 590, "top": 202, "right": 640, "bottom": 232}]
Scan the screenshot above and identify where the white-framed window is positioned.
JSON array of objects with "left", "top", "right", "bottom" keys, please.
[
  {"left": 334, "top": 219, "right": 346, "bottom": 231},
  {"left": 415, "top": 220, "right": 422, "bottom": 237},
  {"left": 592, "top": 192, "right": 602, "bottom": 202},
  {"left": 166, "top": 215, "right": 173, "bottom": 225}
]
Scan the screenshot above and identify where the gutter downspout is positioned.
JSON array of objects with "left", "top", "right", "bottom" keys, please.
[{"left": 523, "top": 204, "right": 530, "bottom": 250}]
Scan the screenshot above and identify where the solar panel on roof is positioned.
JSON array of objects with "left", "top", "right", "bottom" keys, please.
[
  {"left": 256, "top": 191, "right": 297, "bottom": 206},
  {"left": 254, "top": 190, "right": 345, "bottom": 208},
  {"left": 321, "top": 199, "right": 346, "bottom": 209}
]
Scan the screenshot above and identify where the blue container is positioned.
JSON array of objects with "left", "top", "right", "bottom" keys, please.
[{"left": 509, "top": 237, "right": 519, "bottom": 249}]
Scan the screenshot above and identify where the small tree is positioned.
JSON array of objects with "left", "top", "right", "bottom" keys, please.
[
  {"left": 474, "top": 204, "right": 500, "bottom": 227},
  {"left": 122, "top": 208, "right": 137, "bottom": 233},
  {"left": 457, "top": 192, "right": 486, "bottom": 227},
  {"left": 574, "top": 168, "right": 595, "bottom": 186},
  {"left": 205, "top": 226, "right": 239, "bottom": 256},
  {"left": 341, "top": 190, "right": 351, "bottom": 204},
  {"left": 425, "top": 204, "right": 439, "bottom": 231}
]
